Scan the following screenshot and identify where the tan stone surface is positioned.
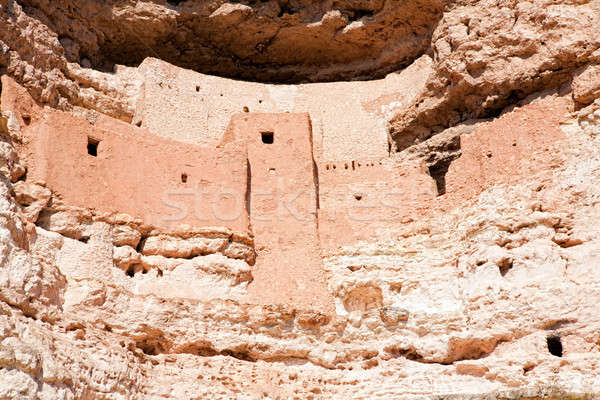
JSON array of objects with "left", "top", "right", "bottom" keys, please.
[
  {"left": 1, "top": 0, "right": 442, "bottom": 84},
  {"left": 132, "top": 56, "right": 432, "bottom": 160},
  {"left": 229, "top": 113, "right": 334, "bottom": 313},
  {"left": 3, "top": 76, "right": 250, "bottom": 234},
  {"left": 1, "top": 1, "right": 600, "bottom": 398},
  {"left": 3, "top": 75, "right": 600, "bottom": 398}
]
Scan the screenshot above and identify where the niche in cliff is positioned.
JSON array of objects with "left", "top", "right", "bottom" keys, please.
[
  {"left": 40, "top": 0, "right": 444, "bottom": 83},
  {"left": 546, "top": 335, "right": 563, "bottom": 357},
  {"left": 343, "top": 284, "right": 383, "bottom": 313},
  {"left": 421, "top": 129, "right": 464, "bottom": 196},
  {"left": 428, "top": 155, "right": 459, "bottom": 196}
]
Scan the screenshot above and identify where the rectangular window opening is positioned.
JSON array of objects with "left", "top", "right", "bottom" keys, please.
[
  {"left": 261, "top": 131, "right": 274, "bottom": 144},
  {"left": 87, "top": 137, "right": 100, "bottom": 157}
]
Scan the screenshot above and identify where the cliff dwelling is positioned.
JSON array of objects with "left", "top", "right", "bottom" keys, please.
[{"left": 1, "top": 0, "right": 600, "bottom": 398}]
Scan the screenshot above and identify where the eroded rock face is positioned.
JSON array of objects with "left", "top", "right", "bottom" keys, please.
[
  {"left": 14, "top": 0, "right": 443, "bottom": 82},
  {"left": 2, "top": 0, "right": 599, "bottom": 146},
  {"left": 389, "top": 0, "right": 600, "bottom": 150},
  {"left": 1, "top": 0, "right": 600, "bottom": 399}
]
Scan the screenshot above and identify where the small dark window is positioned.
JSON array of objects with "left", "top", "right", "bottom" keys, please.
[
  {"left": 243, "top": 106, "right": 249, "bottom": 113},
  {"left": 181, "top": 173, "right": 188, "bottom": 183},
  {"left": 261, "top": 131, "right": 274, "bottom": 144},
  {"left": 196, "top": 85, "right": 200, "bottom": 92},
  {"left": 546, "top": 335, "right": 563, "bottom": 357},
  {"left": 135, "top": 121, "right": 142, "bottom": 127},
  {"left": 87, "top": 137, "right": 99, "bottom": 157},
  {"left": 354, "top": 194, "right": 362, "bottom": 201},
  {"left": 22, "top": 116, "right": 31, "bottom": 125}
]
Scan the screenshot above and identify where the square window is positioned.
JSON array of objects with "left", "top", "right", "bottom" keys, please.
[
  {"left": 261, "top": 131, "right": 274, "bottom": 144},
  {"left": 87, "top": 137, "right": 99, "bottom": 157}
]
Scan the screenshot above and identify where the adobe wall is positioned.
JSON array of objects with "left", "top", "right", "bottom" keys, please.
[
  {"left": 317, "top": 159, "right": 437, "bottom": 252},
  {"left": 444, "top": 95, "right": 571, "bottom": 201},
  {"left": 225, "top": 113, "right": 333, "bottom": 312},
  {"left": 3, "top": 75, "right": 572, "bottom": 298},
  {"left": 2, "top": 76, "right": 249, "bottom": 234},
  {"left": 132, "top": 56, "right": 433, "bottom": 161},
  {"left": 316, "top": 94, "right": 573, "bottom": 253}
]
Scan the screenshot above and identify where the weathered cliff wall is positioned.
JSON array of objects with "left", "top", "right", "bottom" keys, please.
[{"left": 0, "top": 0, "right": 600, "bottom": 399}]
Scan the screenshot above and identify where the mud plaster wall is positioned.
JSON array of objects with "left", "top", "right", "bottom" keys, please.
[
  {"left": 225, "top": 113, "right": 333, "bottom": 312},
  {"left": 2, "top": 76, "right": 249, "bottom": 234},
  {"left": 5, "top": 75, "right": 574, "bottom": 261},
  {"left": 132, "top": 57, "right": 433, "bottom": 161},
  {"left": 317, "top": 159, "right": 437, "bottom": 252},
  {"left": 445, "top": 96, "right": 571, "bottom": 199}
]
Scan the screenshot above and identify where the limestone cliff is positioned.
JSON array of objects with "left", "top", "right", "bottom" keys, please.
[{"left": 0, "top": 1, "right": 600, "bottom": 399}]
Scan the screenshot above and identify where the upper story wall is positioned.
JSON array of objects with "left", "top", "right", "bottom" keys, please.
[
  {"left": 225, "top": 113, "right": 333, "bottom": 311},
  {"left": 226, "top": 113, "right": 318, "bottom": 229},
  {"left": 317, "top": 158, "right": 437, "bottom": 252},
  {"left": 444, "top": 95, "right": 570, "bottom": 200},
  {"left": 132, "top": 56, "right": 432, "bottom": 161},
  {"left": 2, "top": 76, "right": 250, "bottom": 234},
  {"left": 3, "top": 74, "right": 572, "bottom": 257}
]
